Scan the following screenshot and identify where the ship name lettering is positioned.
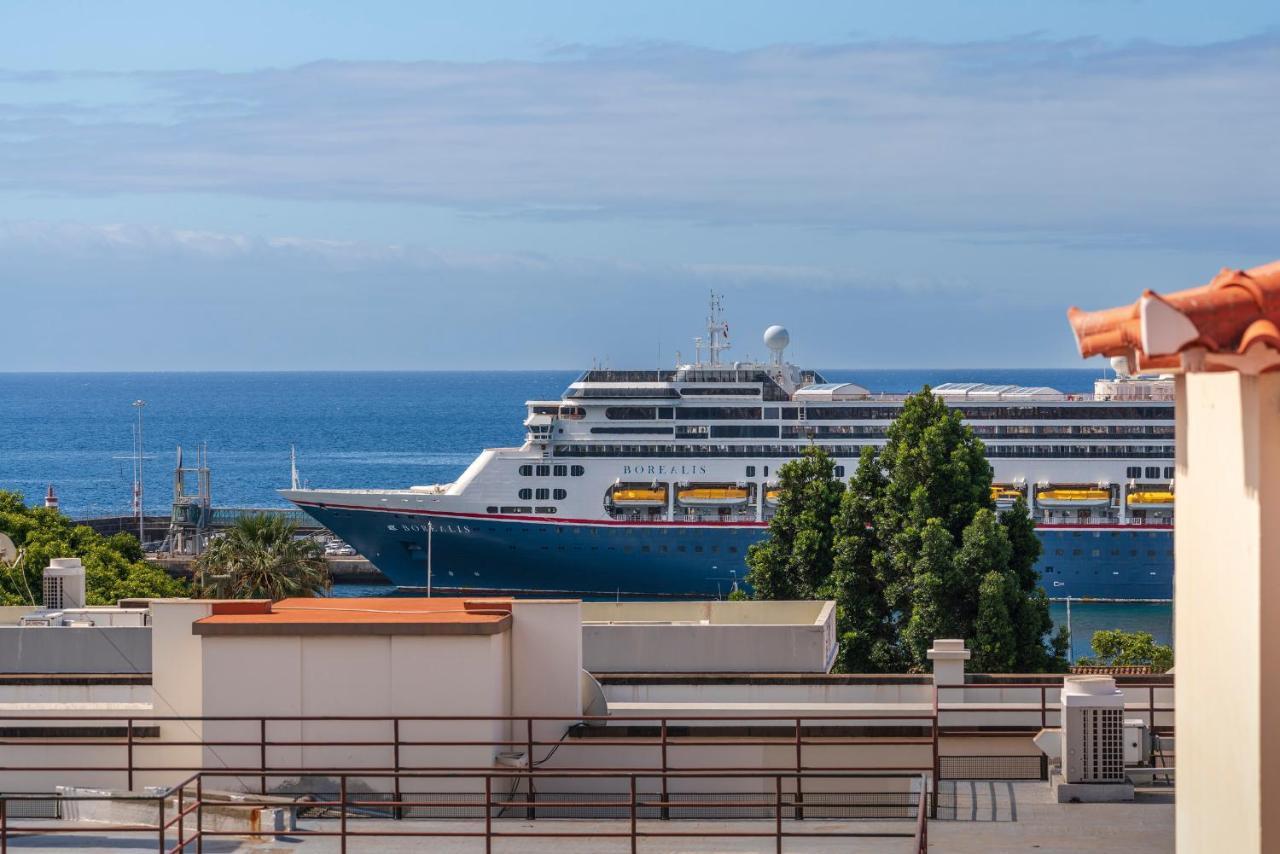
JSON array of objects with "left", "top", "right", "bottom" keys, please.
[{"left": 622, "top": 464, "right": 706, "bottom": 476}]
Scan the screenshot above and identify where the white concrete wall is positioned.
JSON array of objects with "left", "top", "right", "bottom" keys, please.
[
  {"left": 1175, "top": 371, "right": 1280, "bottom": 852},
  {"left": 510, "top": 600, "right": 583, "bottom": 746},
  {"left": 585, "top": 623, "right": 832, "bottom": 673},
  {"left": 150, "top": 600, "right": 214, "bottom": 784},
  {"left": 199, "top": 631, "right": 511, "bottom": 794},
  {"left": 580, "top": 600, "right": 830, "bottom": 626}
]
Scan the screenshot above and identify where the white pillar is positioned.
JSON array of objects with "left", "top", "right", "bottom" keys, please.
[{"left": 1175, "top": 371, "right": 1280, "bottom": 852}]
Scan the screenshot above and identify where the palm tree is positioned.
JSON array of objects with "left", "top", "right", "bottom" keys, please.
[{"left": 194, "top": 514, "right": 330, "bottom": 600}]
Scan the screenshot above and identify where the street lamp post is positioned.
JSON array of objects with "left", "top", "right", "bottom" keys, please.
[{"left": 132, "top": 400, "right": 146, "bottom": 545}]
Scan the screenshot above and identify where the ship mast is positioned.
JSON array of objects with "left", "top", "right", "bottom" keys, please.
[{"left": 699, "top": 291, "right": 731, "bottom": 367}]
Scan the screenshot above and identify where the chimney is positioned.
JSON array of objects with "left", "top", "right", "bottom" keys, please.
[{"left": 44, "top": 484, "right": 58, "bottom": 510}]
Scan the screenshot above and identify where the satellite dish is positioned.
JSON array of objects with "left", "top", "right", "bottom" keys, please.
[{"left": 0, "top": 533, "right": 16, "bottom": 563}]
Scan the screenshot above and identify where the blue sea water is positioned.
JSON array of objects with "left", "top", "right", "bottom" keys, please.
[
  {"left": 0, "top": 369, "right": 1107, "bottom": 517},
  {"left": 0, "top": 368, "right": 1169, "bottom": 655}
]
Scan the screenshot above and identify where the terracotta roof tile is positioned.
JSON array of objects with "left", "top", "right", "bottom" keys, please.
[
  {"left": 193, "top": 597, "right": 514, "bottom": 636},
  {"left": 1068, "top": 260, "right": 1280, "bottom": 374}
]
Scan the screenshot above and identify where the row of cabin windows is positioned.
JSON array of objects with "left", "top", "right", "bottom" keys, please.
[
  {"left": 594, "top": 421, "right": 1174, "bottom": 442},
  {"left": 743, "top": 463, "right": 842, "bottom": 478},
  {"left": 1127, "top": 466, "right": 1175, "bottom": 479},
  {"left": 1052, "top": 548, "right": 1174, "bottom": 558},
  {"left": 555, "top": 443, "right": 1173, "bottom": 460},
  {"left": 488, "top": 506, "right": 559, "bottom": 514},
  {"left": 518, "top": 488, "right": 568, "bottom": 501},
  {"left": 519, "top": 464, "right": 586, "bottom": 477},
  {"left": 602, "top": 405, "right": 1174, "bottom": 421}
]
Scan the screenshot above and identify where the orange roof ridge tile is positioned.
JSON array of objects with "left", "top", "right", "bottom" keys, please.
[{"left": 1068, "top": 260, "right": 1280, "bottom": 374}]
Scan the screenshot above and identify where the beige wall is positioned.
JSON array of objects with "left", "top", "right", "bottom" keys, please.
[
  {"left": 1175, "top": 371, "right": 1280, "bottom": 852},
  {"left": 582, "top": 601, "right": 836, "bottom": 673},
  {"left": 199, "top": 631, "right": 511, "bottom": 793},
  {"left": 581, "top": 600, "right": 831, "bottom": 626},
  {"left": 510, "top": 600, "right": 582, "bottom": 745}
]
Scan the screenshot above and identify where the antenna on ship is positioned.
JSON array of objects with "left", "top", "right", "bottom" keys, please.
[
  {"left": 290, "top": 445, "right": 301, "bottom": 491},
  {"left": 703, "top": 291, "right": 731, "bottom": 367}
]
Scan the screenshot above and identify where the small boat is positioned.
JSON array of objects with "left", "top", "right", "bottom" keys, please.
[
  {"left": 677, "top": 486, "right": 751, "bottom": 507},
  {"left": 1035, "top": 488, "right": 1112, "bottom": 508},
  {"left": 1127, "top": 490, "right": 1174, "bottom": 509},
  {"left": 990, "top": 486, "right": 1023, "bottom": 507},
  {"left": 610, "top": 486, "right": 667, "bottom": 507}
]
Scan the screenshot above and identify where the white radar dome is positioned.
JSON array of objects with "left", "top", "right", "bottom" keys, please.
[{"left": 763, "top": 325, "right": 790, "bottom": 354}]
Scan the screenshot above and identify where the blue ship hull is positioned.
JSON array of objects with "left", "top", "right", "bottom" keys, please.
[{"left": 300, "top": 504, "right": 1173, "bottom": 601}]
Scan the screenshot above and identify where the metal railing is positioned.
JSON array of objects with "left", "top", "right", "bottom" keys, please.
[
  {"left": 0, "top": 680, "right": 1175, "bottom": 851},
  {"left": 932, "top": 679, "right": 1174, "bottom": 792},
  {"left": 0, "top": 777, "right": 199, "bottom": 854},
  {"left": 1, "top": 769, "right": 927, "bottom": 853},
  {"left": 0, "top": 711, "right": 938, "bottom": 793}
]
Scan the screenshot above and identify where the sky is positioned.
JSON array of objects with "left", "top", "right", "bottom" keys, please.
[{"left": 2, "top": 1, "right": 1278, "bottom": 370}]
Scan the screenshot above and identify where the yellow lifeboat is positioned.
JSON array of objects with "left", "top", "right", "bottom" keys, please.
[
  {"left": 677, "top": 486, "right": 751, "bottom": 507},
  {"left": 610, "top": 486, "right": 667, "bottom": 507},
  {"left": 990, "top": 486, "right": 1023, "bottom": 506},
  {"left": 1127, "top": 490, "right": 1174, "bottom": 509},
  {"left": 1035, "top": 488, "right": 1111, "bottom": 508},
  {"left": 765, "top": 487, "right": 781, "bottom": 506}
]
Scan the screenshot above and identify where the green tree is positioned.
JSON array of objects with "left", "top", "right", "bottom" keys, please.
[
  {"left": 745, "top": 446, "right": 844, "bottom": 600},
  {"left": 194, "top": 514, "right": 330, "bottom": 600},
  {"left": 0, "top": 490, "right": 187, "bottom": 604},
  {"left": 748, "top": 388, "right": 1068, "bottom": 674},
  {"left": 1078, "top": 630, "right": 1174, "bottom": 672},
  {"left": 827, "top": 446, "right": 896, "bottom": 671}
]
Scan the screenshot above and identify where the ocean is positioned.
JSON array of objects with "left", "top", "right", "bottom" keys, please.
[{"left": 0, "top": 368, "right": 1171, "bottom": 658}]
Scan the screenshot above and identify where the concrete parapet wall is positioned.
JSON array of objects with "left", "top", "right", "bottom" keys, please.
[
  {"left": 0, "top": 626, "right": 150, "bottom": 673},
  {"left": 583, "top": 601, "right": 836, "bottom": 673}
]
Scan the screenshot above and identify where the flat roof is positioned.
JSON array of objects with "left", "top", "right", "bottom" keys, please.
[{"left": 193, "top": 597, "right": 513, "bottom": 637}]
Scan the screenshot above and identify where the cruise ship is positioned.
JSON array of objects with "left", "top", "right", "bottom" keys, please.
[{"left": 284, "top": 298, "right": 1175, "bottom": 600}]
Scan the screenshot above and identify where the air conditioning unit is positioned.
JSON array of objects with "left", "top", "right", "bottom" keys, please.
[
  {"left": 42, "top": 558, "right": 86, "bottom": 610},
  {"left": 1123, "top": 718, "right": 1151, "bottom": 766},
  {"left": 1062, "top": 676, "right": 1126, "bottom": 784}
]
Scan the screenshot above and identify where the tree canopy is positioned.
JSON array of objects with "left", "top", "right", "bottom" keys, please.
[
  {"left": 746, "top": 388, "right": 1068, "bottom": 673},
  {"left": 194, "top": 514, "right": 330, "bottom": 600},
  {"left": 0, "top": 490, "right": 187, "bottom": 605},
  {"left": 1079, "top": 630, "right": 1173, "bottom": 673}
]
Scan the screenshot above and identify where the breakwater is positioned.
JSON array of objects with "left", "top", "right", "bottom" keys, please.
[{"left": 148, "top": 555, "right": 389, "bottom": 585}]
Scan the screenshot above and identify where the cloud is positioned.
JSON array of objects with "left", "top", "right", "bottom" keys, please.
[
  {"left": 0, "top": 218, "right": 951, "bottom": 294},
  {"left": 0, "top": 37, "right": 1277, "bottom": 249}
]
